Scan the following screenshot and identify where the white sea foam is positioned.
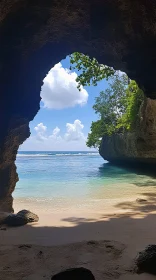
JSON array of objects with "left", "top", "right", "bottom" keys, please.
[
  {"left": 17, "top": 152, "right": 99, "bottom": 157},
  {"left": 17, "top": 154, "right": 48, "bottom": 157}
]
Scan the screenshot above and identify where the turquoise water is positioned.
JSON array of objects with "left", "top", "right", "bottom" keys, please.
[
  {"left": 15, "top": 151, "right": 105, "bottom": 199},
  {"left": 14, "top": 151, "right": 156, "bottom": 204}
]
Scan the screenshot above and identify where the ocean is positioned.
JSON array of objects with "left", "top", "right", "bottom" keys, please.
[{"left": 14, "top": 151, "right": 156, "bottom": 213}]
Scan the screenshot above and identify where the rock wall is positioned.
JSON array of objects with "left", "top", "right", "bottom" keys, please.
[
  {"left": 1, "top": 0, "right": 156, "bottom": 211},
  {"left": 99, "top": 98, "right": 156, "bottom": 164},
  {"left": 0, "top": 119, "right": 30, "bottom": 212}
]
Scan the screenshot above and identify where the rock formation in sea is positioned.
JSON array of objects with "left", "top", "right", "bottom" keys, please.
[
  {"left": 1, "top": 1, "right": 156, "bottom": 212},
  {"left": 99, "top": 98, "right": 156, "bottom": 164}
]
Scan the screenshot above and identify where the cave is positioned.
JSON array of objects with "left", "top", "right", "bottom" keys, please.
[{"left": 1, "top": 0, "right": 156, "bottom": 213}]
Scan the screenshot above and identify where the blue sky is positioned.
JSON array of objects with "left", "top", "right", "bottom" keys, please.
[{"left": 20, "top": 56, "right": 109, "bottom": 151}]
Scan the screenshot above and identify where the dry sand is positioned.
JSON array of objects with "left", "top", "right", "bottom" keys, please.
[{"left": 1, "top": 190, "right": 156, "bottom": 279}]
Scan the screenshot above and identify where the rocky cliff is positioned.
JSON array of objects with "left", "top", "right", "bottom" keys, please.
[{"left": 99, "top": 98, "right": 156, "bottom": 164}]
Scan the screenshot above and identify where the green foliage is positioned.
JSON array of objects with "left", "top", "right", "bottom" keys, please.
[
  {"left": 116, "top": 81, "right": 144, "bottom": 131},
  {"left": 86, "top": 75, "right": 144, "bottom": 148},
  {"left": 70, "top": 52, "right": 115, "bottom": 89},
  {"left": 86, "top": 120, "right": 105, "bottom": 148},
  {"left": 70, "top": 52, "right": 144, "bottom": 148}
]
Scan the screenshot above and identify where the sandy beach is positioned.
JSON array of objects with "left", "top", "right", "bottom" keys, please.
[{"left": 1, "top": 189, "right": 156, "bottom": 279}]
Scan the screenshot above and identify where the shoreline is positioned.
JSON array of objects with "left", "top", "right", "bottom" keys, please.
[
  {"left": 1, "top": 187, "right": 156, "bottom": 279},
  {"left": 13, "top": 185, "right": 156, "bottom": 228},
  {"left": 2, "top": 188, "right": 156, "bottom": 247}
]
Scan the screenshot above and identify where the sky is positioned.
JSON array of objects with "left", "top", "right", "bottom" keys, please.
[{"left": 20, "top": 56, "right": 109, "bottom": 151}]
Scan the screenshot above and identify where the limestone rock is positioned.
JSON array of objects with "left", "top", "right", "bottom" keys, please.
[
  {"left": 4, "top": 214, "right": 27, "bottom": 226},
  {"left": 136, "top": 245, "right": 156, "bottom": 274},
  {"left": 17, "top": 210, "right": 39, "bottom": 223},
  {"left": 99, "top": 98, "right": 156, "bottom": 164},
  {"left": 51, "top": 268, "right": 95, "bottom": 280},
  {"left": 0, "top": 212, "right": 10, "bottom": 225},
  {"left": 4, "top": 210, "right": 39, "bottom": 227}
]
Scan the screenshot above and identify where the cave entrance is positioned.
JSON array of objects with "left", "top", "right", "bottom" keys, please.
[
  {"left": 12, "top": 54, "right": 149, "bottom": 219},
  {"left": 1, "top": 34, "right": 128, "bottom": 213},
  {"left": 0, "top": 1, "right": 156, "bottom": 212},
  {"left": 0, "top": 48, "right": 147, "bottom": 215},
  {"left": 13, "top": 54, "right": 110, "bottom": 214},
  {"left": 1, "top": 1, "right": 156, "bottom": 214}
]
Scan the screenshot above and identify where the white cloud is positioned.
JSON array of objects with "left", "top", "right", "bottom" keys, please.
[
  {"left": 34, "top": 123, "right": 47, "bottom": 132},
  {"left": 21, "top": 120, "right": 89, "bottom": 151},
  {"left": 34, "top": 123, "right": 62, "bottom": 142},
  {"left": 40, "top": 62, "right": 88, "bottom": 109},
  {"left": 49, "top": 127, "right": 62, "bottom": 140},
  {"left": 34, "top": 120, "right": 85, "bottom": 143},
  {"left": 34, "top": 123, "right": 47, "bottom": 142},
  {"left": 52, "top": 127, "right": 60, "bottom": 137},
  {"left": 64, "top": 119, "right": 85, "bottom": 142}
]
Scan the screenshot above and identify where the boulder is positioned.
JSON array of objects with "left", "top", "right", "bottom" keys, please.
[
  {"left": 136, "top": 245, "right": 156, "bottom": 274},
  {"left": 4, "top": 209, "right": 39, "bottom": 227},
  {"left": 4, "top": 214, "right": 27, "bottom": 226},
  {"left": 0, "top": 212, "right": 10, "bottom": 224},
  {"left": 51, "top": 268, "right": 95, "bottom": 280},
  {"left": 17, "top": 210, "right": 39, "bottom": 223}
]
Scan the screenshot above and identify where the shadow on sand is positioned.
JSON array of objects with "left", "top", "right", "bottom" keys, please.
[{"left": 1, "top": 191, "right": 156, "bottom": 279}]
